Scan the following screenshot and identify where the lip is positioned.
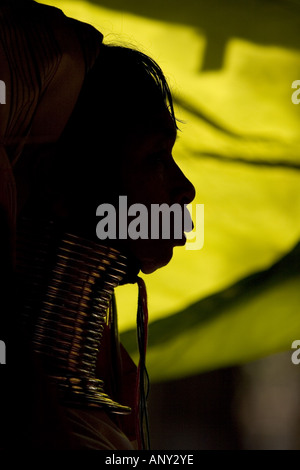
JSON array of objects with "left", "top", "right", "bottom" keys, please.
[{"left": 172, "top": 233, "right": 187, "bottom": 247}]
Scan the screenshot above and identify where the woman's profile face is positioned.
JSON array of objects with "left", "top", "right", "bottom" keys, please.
[
  {"left": 41, "top": 85, "right": 195, "bottom": 275},
  {"left": 118, "top": 108, "right": 195, "bottom": 274}
]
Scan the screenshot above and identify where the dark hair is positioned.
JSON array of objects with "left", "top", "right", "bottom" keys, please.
[
  {"left": 99, "top": 43, "right": 177, "bottom": 127},
  {"left": 23, "top": 44, "right": 177, "bottom": 237},
  {"left": 59, "top": 43, "right": 177, "bottom": 183},
  {"left": 62, "top": 43, "right": 177, "bottom": 141}
]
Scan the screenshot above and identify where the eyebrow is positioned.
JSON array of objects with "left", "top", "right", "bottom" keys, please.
[
  {"left": 164, "top": 127, "right": 178, "bottom": 140},
  {"left": 131, "top": 118, "right": 178, "bottom": 146},
  {"left": 151, "top": 126, "right": 178, "bottom": 143}
]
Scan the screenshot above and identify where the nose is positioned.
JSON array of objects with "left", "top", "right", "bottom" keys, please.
[{"left": 171, "top": 159, "right": 196, "bottom": 206}]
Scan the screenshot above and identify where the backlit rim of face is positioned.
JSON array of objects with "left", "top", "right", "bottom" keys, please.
[
  {"left": 38, "top": 104, "right": 195, "bottom": 276},
  {"left": 116, "top": 108, "right": 196, "bottom": 275}
]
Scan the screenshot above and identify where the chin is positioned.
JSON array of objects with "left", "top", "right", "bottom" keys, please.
[{"left": 140, "top": 247, "right": 174, "bottom": 274}]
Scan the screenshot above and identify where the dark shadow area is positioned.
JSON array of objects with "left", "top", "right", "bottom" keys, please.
[
  {"left": 147, "top": 366, "right": 242, "bottom": 449},
  {"left": 148, "top": 353, "right": 300, "bottom": 449},
  {"left": 87, "top": 0, "right": 300, "bottom": 71}
]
